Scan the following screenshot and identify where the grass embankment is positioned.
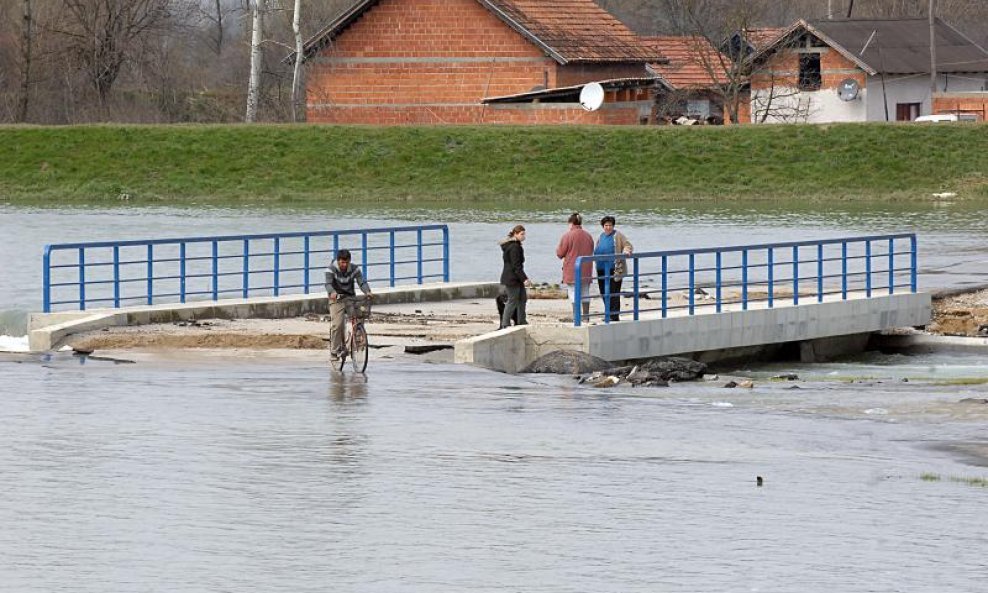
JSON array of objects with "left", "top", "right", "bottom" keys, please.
[{"left": 1, "top": 123, "right": 986, "bottom": 204}]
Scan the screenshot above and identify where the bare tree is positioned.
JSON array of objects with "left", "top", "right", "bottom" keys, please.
[
  {"left": 289, "top": 0, "right": 303, "bottom": 121},
  {"left": 18, "top": 0, "right": 31, "bottom": 121},
  {"left": 50, "top": 0, "right": 180, "bottom": 104},
  {"left": 245, "top": 0, "right": 264, "bottom": 122}
]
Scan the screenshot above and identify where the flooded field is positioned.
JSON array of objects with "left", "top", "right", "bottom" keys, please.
[
  {"left": 2, "top": 202, "right": 988, "bottom": 591},
  {"left": 2, "top": 351, "right": 988, "bottom": 592}
]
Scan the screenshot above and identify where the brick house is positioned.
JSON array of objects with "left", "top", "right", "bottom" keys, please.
[
  {"left": 749, "top": 18, "right": 988, "bottom": 123},
  {"left": 298, "top": 0, "right": 661, "bottom": 124},
  {"left": 642, "top": 36, "right": 749, "bottom": 124}
]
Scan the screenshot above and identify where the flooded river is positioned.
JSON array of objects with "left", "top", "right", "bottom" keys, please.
[
  {"left": 2, "top": 203, "right": 988, "bottom": 591},
  {"left": 2, "top": 351, "right": 988, "bottom": 592}
]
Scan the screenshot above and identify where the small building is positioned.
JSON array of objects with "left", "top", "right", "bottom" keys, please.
[
  {"left": 643, "top": 35, "right": 745, "bottom": 124},
  {"left": 749, "top": 18, "right": 988, "bottom": 123},
  {"left": 298, "top": 0, "right": 661, "bottom": 124}
]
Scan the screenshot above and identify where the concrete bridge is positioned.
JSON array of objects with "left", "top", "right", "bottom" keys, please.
[{"left": 33, "top": 227, "right": 931, "bottom": 372}]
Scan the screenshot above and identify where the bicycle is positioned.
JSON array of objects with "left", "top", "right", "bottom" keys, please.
[{"left": 334, "top": 295, "right": 372, "bottom": 373}]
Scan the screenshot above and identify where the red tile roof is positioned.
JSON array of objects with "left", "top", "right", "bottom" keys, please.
[
  {"left": 299, "top": 0, "right": 661, "bottom": 64},
  {"left": 484, "top": 0, "right": 659, "bottom": 62},
  {"left": 642, "top": 36, "right": 731, "bottom": 89},
  {"left": 743, "top": 27, "right": 786, "bottom": 50}
]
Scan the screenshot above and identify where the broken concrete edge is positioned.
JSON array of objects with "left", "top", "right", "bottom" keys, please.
[{"left": 28, "top": 281, "right": 501, "bottom": 353}]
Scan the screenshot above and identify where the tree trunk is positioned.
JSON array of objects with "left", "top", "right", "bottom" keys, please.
[
  {"left": 291, "top": 0, "right": 304, "bottom": 122},
  {"left": 245, "top": 0, "right": 265, "bottom": 123},
  {"left": 213, "top": 0, "right": 224, "bottom": 54},
  {"left": 19, "top": 0, "right": 32, "bottom": 123}
]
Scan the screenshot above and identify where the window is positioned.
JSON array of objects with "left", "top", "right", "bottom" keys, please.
[
  {"left": 896, "top": 103, "right": 921, "bottom": 122},
  {"left": 687, "top": 99, "right": 711, "bottom": 119},
  {"left": 798, "top": 53, "right": 821, "bottom": 91}
]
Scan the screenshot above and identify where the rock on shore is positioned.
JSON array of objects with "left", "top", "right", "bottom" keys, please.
[{"left": 523, "top": 350, "right": 707, "bottom": 388}]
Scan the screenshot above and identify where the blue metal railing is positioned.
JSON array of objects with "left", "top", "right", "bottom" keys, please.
[
  {"left": 573, "top": 233, "right": 917, "bottom": 327},
  {"left": 43, "top": 224, "right": 450, "bottom": 312}
]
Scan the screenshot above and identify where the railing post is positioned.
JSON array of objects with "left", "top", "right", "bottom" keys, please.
[
  {"left": 442, "top": 226, "right": 450, "bottom": 282},
  {"left": 273, "top": 237, "right": 280, "bottom": 297},
  {"left": 715, "top": 251, "right": 722, "bottom": 313},
  {"left": 910, "top": 235, "right": 917, "bottom": 293},
  {"left": 361, "top": 232, "right": 369, "bottom": 282},
  {"left": 212, "top": 240, "right": 219, "bottom": 301},
  {"left": 43, "top": 246, "right": 52, "bottom": 313},
  {"left": 180, "top": 242, "right": 187, "bottom": 303},
  {"left": 841, "top": 241, "right": 847, "bottom": 300},
  {"left": 817, "top": 243, "right": 823, "bottom": 303},
  {"left": 742, "top": 249, "right": 749, "bottom": 310},
  {"left": 574, "top": 256, "right": 584, "bottom": 327},
  {"left": 661, "top": 255, "right": 668, "bottom": 319},
  {"left": 303, "top": 236, "right": 311, "bottom": 294},
  {"left": 866, "top": 240, "right": 872, "bottom": 297},
  {"left": 78, "top": 248, "right": 86, "bottom": 311},
  {"left": 113, "top": 245, "right": 120, "bottom": 308},
  {"left": 792, "top": 245, "right": 799, "bottom": 306},
  {"left": 417, "top": 228, "right": 424, "bottom": 283},
  {"left": 888, "top": 237, "right": 894, "bottom": 294},
  {"left": 242, "top": 239, "right": 250, "bottom": 299},
  {"left": 767, "top": 247, "right": 774, "bottom": 308},
  {"left": 147, "top": 244, "right": 154, "bottom": 306},
  {"left": 632, "top": 257, "right": 640, "bottom": 321},
  {"left": 603, "top": 261, "right": 612, "bottom": 324},
  {"left": 688, "top": 253, "right": 695, "bottom": 315},
  {"left": 333, "top": 234, "right": 339, "bottom": 260},
  {"left": 389, "top": 230, "right": 396, "bottom": 288}
]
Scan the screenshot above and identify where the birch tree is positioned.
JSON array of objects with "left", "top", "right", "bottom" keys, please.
[
  {"left": 245, "top": 0, "right": 264, "bottom": 122},
  {"left": 290, "top": 0, "right": 303, "bottom": 122}
]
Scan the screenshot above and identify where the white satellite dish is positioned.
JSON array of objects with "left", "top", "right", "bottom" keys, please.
[
  {"left": 837, "top": 78, "right": 860, "bottom": 101},
  {"left": 579, "top": 82, "right": 605, "bottom": 111}
]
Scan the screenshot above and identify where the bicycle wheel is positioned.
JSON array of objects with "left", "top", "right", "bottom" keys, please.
[{"left": 350, "top": 323, "right": 369, "bottom": 373}]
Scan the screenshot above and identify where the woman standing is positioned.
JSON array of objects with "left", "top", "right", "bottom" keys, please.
[
  {"left": 499, "top": 225, "right": 532, "bottom": 329},
  {"left": 594, "top": 216, "right": 633, "bottom": 321}
]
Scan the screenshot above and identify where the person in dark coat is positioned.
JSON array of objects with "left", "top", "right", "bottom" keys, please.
[{"left": 499, "top": 225, "right": 532, "bottom": 329}]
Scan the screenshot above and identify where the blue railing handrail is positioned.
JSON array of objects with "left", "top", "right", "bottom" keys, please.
[
  {"left": 615, "top": 232, "right": 916, "bottom": 260},
  {"left": 573, "top": 233, "right": 917, "bottom": 327},
  {"left": 43, "top": 224, "right": 450, "bottom": 312},
  {"left": 41, "top": 224, "right": 449, "bottom": 251}
]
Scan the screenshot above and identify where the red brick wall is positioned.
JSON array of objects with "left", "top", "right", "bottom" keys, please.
[
  {"left": 751, "top": 49, "right": 864, "bottom": 92},
  {"left": 306, "top": 0, "right": 647, "bottom": 125},
  {"left": 308, "top": 0, "right": 553, "bottom": 124},
  {"left": 557, "top": 63, "right": 649, "bottom": 87}
]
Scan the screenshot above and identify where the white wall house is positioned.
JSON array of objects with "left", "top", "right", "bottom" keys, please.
[{"left": 749, "top": 18, "right": 988, "bottom": 123}]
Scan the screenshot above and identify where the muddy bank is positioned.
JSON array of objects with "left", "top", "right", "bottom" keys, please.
[{"left": 929, "top": 288, "right": 988, "bottom": 337}]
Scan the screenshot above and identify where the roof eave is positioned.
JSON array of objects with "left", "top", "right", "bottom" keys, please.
[
  {"left": 750, "top": 19, "right": 878, "bottom": 76},
  {"left": 476, "top": 0, "right": 568, "bottom": 64},
  {"left": 294, "top": 0, "right": 381, "bottom": 63},
  {"left": 802, "top": 21, "right": 878, "bottom": 76}
]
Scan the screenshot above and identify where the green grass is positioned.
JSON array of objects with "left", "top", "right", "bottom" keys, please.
[
  {"left": 920, "top": 473, "right": 988, "bottom": 487},
  {"left": 1, "top": 123, "right": 986, "bottom": 204}
]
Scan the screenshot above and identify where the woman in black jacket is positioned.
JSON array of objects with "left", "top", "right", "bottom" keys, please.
[{"left": 499, "top": 225, "right": 532, "bottom": 329}]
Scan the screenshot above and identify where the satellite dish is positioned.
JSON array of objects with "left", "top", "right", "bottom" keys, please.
[
  {"left": 579, "top": 82, "right": 605, "bottom": 111},
  {"left": 837, "top": 78, "right": 860, "bottom": 101}
]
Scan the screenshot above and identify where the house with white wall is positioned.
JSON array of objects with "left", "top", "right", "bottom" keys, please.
[{"left": 749, "top": 18, "right": 988, "bottom": 123}]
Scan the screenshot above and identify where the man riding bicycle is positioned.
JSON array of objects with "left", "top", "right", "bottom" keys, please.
[{"left": 326, "top": 249, "right": 373, "bottom": 361}]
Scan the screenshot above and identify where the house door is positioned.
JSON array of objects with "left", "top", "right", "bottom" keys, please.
[{"left": 896, "top": 103, "right": 921, "bottom": 121}]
